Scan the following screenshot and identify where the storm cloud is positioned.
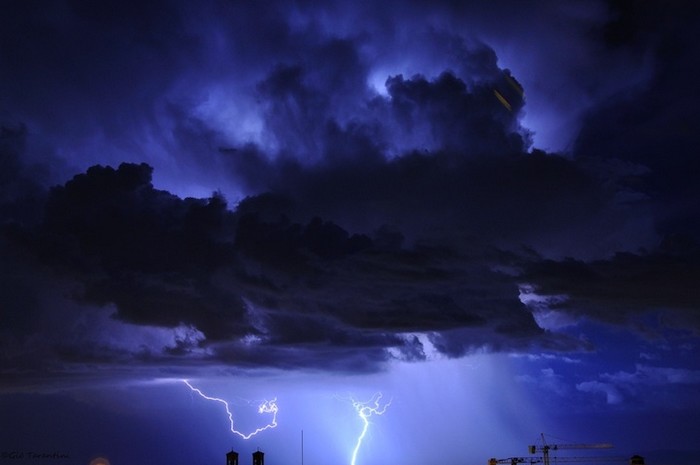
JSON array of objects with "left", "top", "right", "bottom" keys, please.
[{"left": 1, "top": 0, "right": 698, "bottom": 387}]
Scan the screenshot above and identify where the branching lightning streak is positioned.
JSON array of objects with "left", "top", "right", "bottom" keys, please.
[
  {"left": 350, "top": 393, "right": 391, "bottom": 465},
  {"left": 182, "top": 379, "right": 278, "bottom": 440}
]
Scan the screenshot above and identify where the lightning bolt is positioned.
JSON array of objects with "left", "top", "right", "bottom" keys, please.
[
  {"left": 350, "top": 393, "right": 391, "bottom": 465},
  {"left": 182, "top": 379, "right": 279, "bottom": 440}
]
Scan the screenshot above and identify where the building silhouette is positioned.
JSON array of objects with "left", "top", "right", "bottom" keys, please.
[{"left": 226, "top": 450, "right": 239, "bottom": 465}]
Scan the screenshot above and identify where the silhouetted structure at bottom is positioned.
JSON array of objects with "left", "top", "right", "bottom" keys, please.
[
  {"left": 225, "top": 449, "right": 264, "bottom": 465},
  {"left": 489, "top": 455, "right": 645, "bottom": 465}
]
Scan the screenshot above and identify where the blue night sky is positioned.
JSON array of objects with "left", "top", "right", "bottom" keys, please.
[{"left": 1, "top": 1, "right": 700, "bottom": 465}]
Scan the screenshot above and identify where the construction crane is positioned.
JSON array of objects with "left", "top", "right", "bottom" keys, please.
[
  {"left": 488, "top": 435, "right": 644, "bottom": 465},
  {"left": 488, "top": 455, "right": 631, "bottom": 465},
  {"left": 528, "top": 433, "right": 613, "bottom": 465}
]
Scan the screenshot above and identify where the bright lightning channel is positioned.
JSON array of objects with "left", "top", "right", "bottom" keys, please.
[
  {"left": 350, "top": 393, "right": 391, "bottom": 465},
  {"left": 182, "top": 379, "right": 279, "bottom": 440}
]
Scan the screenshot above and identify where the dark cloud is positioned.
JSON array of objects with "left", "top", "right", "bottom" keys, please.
[
  {"left": 0, "top": 1, "right": 196, "bottom": 170},
  {"left": 0, "top": 125, "right": 50, "bottom": 225},
  {"left": 1, "top": 0, "right": 698, "bottom": 387},
  {"left": 3, "top": 157, "right": 594, "bottom": 377},
  {"left": 515, "top": 0, "right": 700, "bottom": 339},
  {"left": 576, "top": 0, "right": 700, "bottom": 212},
  {"left": 379, "top": 70, "right": 526, "bottom": 155},
  {"left": 2, "top": 0, "right": 624, "bottom": 188},
  {"left": 521, "top": 238, "right": 700, "bottom": 335},
  {"left": 35, "top": 163, "right": 249, "bottom": 341}
]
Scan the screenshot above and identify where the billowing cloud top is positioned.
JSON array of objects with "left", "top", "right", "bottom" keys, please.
[{"left": 1, "top": 0, "right": 699, "bottom": 385}]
